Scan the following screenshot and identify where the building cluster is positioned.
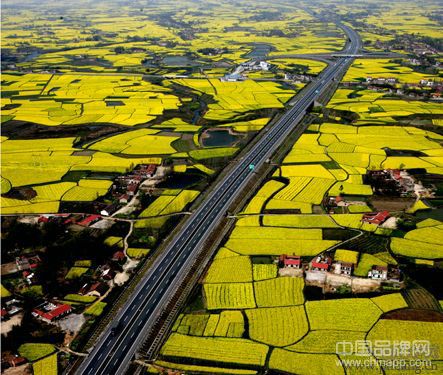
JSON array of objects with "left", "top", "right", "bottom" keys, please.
[
  {"left": 365, "top": 76, "right": 397, "bottom": 85},
  {"left": 278, "top": 251, "right": 402, "bottom": 291},
  {"left": 112, "top": 164, "right": 157, "bottom": 205},
  {"left": 284, "top": 73, "right": 312, "bottom": 83},
  {"left": 373, "top": 36, "right": 439, "bottom": 56},
  {"left": 221, "top": 60, "right": 271, "bottom": 81},
  {"left": 367, "top": 169, "right": 434, "bottom": 198}
]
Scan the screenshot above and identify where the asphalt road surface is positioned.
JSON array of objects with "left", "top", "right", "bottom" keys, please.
[{"left": 76, "top": 22, "right": 361, "bottom": 375}]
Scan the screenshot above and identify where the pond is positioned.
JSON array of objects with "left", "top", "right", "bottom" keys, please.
[
  {"left": 244, "top": 43, "right": 272, "bottom": 59},
  {"left": 201, "top": 129, "right": 241, "bottom": 147},
  {"left": 162, "top": 55, "right": 201, "bottom": 67},
  {"left": 157, "top": 172, "right": 205, "bottom": 189}
]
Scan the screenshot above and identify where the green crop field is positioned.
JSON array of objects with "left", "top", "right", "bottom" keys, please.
[
  {"left": 246, "top": 306, "right": 308, "bottom": 346},
  {"left": 203, "top": 283, "right": 256, "bottom": 310},
  {"left": 370, "top": 293, "right": 408, "bottom": 312},
  {"left": 287, "top": 330, "right": 366, "bottom": 353},
  {"left": 367, "top": 320, "right": 443, "bottom": 360},
  {"left": 254, "top": 277, "right": 304, "bottom": 307},
  {"left": 4, "top": 1, "right": 443, "bottom": 374},
  {"left": 18, "top": 343, "right": 55, "bottom": 361},
  {"left": 269, "top": 349, "right": 345, "bottom": 375},
  {"left": 160, "top": 334, "right": 269, "bottom": 366},
  {"left": 84, "top": 302, "right": 107, "bottom": 316},
  {"left": 253, "top": 264, "right": 278, "bottom": 281},
  {"left": 391, "top": 237, "right": 443, "bottom": 259},
  {"left": 306, "top": 299, "right": 382, "bottom": 331},
  {"left": 204, "top": 256, "right": 253, "bottom": 283},
  {"left": 33, "top": 354, "right": 57, "bottom": 375}
]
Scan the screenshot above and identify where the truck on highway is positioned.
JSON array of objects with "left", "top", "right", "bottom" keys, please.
[{"left": 110, "top": 319, "right": 124, "bottom": 336}]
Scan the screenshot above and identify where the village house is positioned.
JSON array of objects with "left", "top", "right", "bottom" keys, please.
[
  {"left": 79, "top": 282, "right": 109, "bottom": 298},
  {"left": 368, "top": 265, "right": 388, "bottom": 280},
  {"left": 387, "top": 266, "right": 402, "bottom": 282},
  {"left": 99, "top": 265, "right": 116, "bottom": 281},
  {"left": 2, "top": 299, "right": 23, "bottom": 319},
  {"left": 361, "top": 211, "right": 390, "bottom": 225},
  {"left": 112, "top": 251, "right": 126, "bottom": 264},
  {"left": 420, "top": 79, "right": 435, "bottom": 87},
  {"left": 100, "top": 203, "right": 119, "bottom": 217},
  {"left": 259, "top": 61, "right": 270, "bottom": 70},
  {"left": 118, "top": 194, "right": 130, "bottom": 204},
  {"left": 333, "top": 261, "right": 354, "bottom": 276},
  {"left": 280, "top": 255, "right": 301, "bottom": 269},
  {"left": 311, "top": 255, "right": 332, "bottom": 272},
  {"left": 2, "top": 354, "right": 27, "bottom": 368},
  {"left": 87, "top": 282, "right": 109, "bottom": 298},
  {"left": 77, "top": 214, "right": 101, "bottom": 227},
  {"left": 32, "top": 302, "right": 72, "bottom": 323},
  {"left": 22, "top": 270, "right": 34, "bottom": 285},
  {"left": 15, "top": 255, "right": 41, "bottom": 271}
]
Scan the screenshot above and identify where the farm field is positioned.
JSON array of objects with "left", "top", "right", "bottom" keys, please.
[
  {"left": 0, "top": 136, "right": 164, "bottom": 213},
  {"left": 174, "top": 78, "right": 297, "bottom": 121},
  {"left": 343, "top": 59, "right": 439, "bottom": 83},
  {"left": 159, "top": 34, "right": 443, "bottom": 373},
  {"left": 2, "top": 1, "right": 443, "bottom": 374},
  {"left": 1, "top": 74, "right": 180, "bottom": 126},
  {"left": 2, "top": 1, "right": 345, "bottom": 73}
]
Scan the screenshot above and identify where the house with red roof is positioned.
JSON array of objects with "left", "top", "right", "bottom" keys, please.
[
  {"left": 112, "top": 251, "right": 126, "bottom": 263},
  {"left": 4, "top": 355, "right": 27, "bottom": 368},
  {"left": 280, "top": 255, "right": 301, "bottom": 269},
  {"left": 32, "top": 302, "right": 72, "bottom": 323},
  {"left": 311, "top": 255, "right": 332, "bottom": 272},
  {"left": 1, "top": 308, "right": 8, "bottom": 320},
  {"left": 86, "top": 282, "right": 109, "bottom": 298},
  {"left": 362, "top": 211, "right": 390, "bottom": 225},
  {"left": 77, "top": 214, "right": 101, "bottom": 227}
]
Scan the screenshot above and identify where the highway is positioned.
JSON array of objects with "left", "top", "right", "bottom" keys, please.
[{"left": 75, "top": 23, "right": 361, "bottom": 375}]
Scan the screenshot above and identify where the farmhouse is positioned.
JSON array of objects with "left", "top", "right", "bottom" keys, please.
[
  {"left": 280, "top": 255, "right": 301, "bottom": 269},
  {"left": 100, "top": 265, "right": 116, "bottom": 281},
  {"left": 2, "top": 299, "right": 23, "bottom": 318},
  {"left": 32, "top": 302, "right": 72, "bottom": 323},
  {"left": 259, "top": 61, "right": 270, "bottom": 70},
  {"left": 112, "top": 251, "right": 126, "bottom": 263},
  {"left": 361, "top": 211, "right": 390, "bottom": 225},
  {"left": 87, "top": 282, "right": 109, "bottom": 298},
  {"left": 15, "top": 255, "right": 41, "bottom": 271},
  {"left": 368, "top": 265, "right": 388, "bottom": 280},
  {"left": 77, "top": 214, "right": 101, "bottom": 227},
  {"left": 311, "top": 255, "right": 332, "bottom": 272},
  {"left": 100, "top": 204, "right": 118, "bottom": 216},
  {"left": 118, "top": 194, "right": 130, "bottom": 204},
  {"left": 333, "top": 261, "right": 353, "bottom": 276},
  {"left": 3, "top": 354, "right": 27, "bottom": 368}
]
